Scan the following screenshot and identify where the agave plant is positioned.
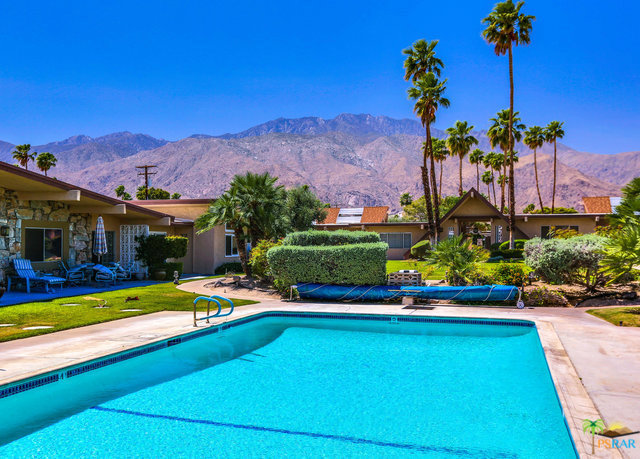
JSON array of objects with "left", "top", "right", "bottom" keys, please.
[{"left": 425, "top": 235, "right": 488, "bottom": 285}]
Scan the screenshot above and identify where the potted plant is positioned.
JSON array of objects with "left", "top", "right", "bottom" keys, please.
[{"left": 152, "top": 266, "right": 166, "bottom": 281}]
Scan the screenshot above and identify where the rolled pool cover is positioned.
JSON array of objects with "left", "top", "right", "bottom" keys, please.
[{"left": 295, "top": 283, "right": 519, "bottom": 302}]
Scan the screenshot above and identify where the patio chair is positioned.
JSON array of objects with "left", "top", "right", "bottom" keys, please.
[
  {"left": 9, "top": 259, "right": 66, "bottom": 293},
  {"left": 106, "top": 262, "right": 134, "bottom": 281},
  {"left": 93, "top": 264, "right": 117, "bottom": 285},
  {"left": 58, "top": 261, "right": 87, "bottom": 286}
]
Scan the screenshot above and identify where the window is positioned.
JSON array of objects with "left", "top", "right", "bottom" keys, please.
[
  {"left": 379, "top": 233, "right": 412, "bottom": 249},
  {"left": 541, "top": 225, "right": 579, "bottom": 239},
  {"left": 25, "top": 228, "right": 63, "bottom": 262},
  {"left": 225, "top": 234, "right": 239, "bottom": 257},
  {"left": 448, "top": 227, "right": 455, "bottom": 239},
  {"left": 495, "top": 225, "right": 503, "bottom": 243}
]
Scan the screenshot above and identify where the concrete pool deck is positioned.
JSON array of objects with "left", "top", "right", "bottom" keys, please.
[{"left": 0, "top": 287, "right": 637, "bottom": 457}]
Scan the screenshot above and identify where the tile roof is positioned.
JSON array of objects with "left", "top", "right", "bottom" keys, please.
[
  {"left": 361, "top": 206, "right": 389, "bottom": 223},
  {"left": 318, "top": 207, "right": 340, "bottom": 224},
  {"left": 582, "top": 197, "right": 612, "bottom": 214}
]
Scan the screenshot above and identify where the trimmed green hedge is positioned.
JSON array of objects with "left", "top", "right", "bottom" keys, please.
[
  {"left": 490, "top": 249, "right": 524, "bottom": 259},
  {"left": 283, "top": 230, "right": 380, "bottom": 246},
  {"left": 499, "top": 239, "right": 527, "bottom": 250},
  {"left": 410, "top": 240, "right": 431, "bottom": 259},
  {"left": 164, "top": 262, "right": 184, "bottom": 278},
  {"left": 267, "top": 242, "right": 388, "bottom": 286}
]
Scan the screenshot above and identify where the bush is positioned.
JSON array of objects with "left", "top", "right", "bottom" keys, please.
[
  {"left": 166, "top": 236, "right": 188, "bottom": 259},
  {"left": 524, "top": 286, "right": 569, "bottom": 307},
  {"left": 490, "top": 249, "right": 524, "bottom": 259},
  {"left": 135, "top": 234, "right": 171, "bottom": 269},
  {"left": 489, "top": 242, "right": 502, "bottom": 251},
  {"left": 267, "top": 242, "right": 388, "bottom": 286},
  {"left": 283, "top": 230, "right": 380, "bottom": 246},
  {"left": 249, "top": 239, "right": 283, "bottom": 280},
  {"left": 425, "top": 236, "right": 489, "bottom": 286},
  {"left": 163, "top": 262, "right": 184, "bottom": 278},
  {"left": 492, "top": 263, "right": 527, "bottom": 287},
  {"left": 214, "top": 262, "right": 243, "bottom": 275},
  {"left": 524, "top": 235, "right": 608, "bottom": 291},
  {"left": 410, "top": 240, "right": 431, "bottom": 259},
  {"left": 498, "top": 239, "right": 527, "bottom": 250}
]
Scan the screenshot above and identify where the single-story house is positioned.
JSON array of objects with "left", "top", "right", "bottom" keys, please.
[
  {"left": 0, "top": 161, "right": 236, "bottom": 280},
  {"left": 315, "top": 188, "right": 612, "bottom": 259}
]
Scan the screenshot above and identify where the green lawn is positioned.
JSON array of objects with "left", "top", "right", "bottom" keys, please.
[
  {"left": 386, "top": 259, "right": 528, "bottom": 280},
  {"left": 0, "top": 281, "right": 257, "bottom": 342},
  {"left": 587, "top": 307, "right": 640, "bottom": 327}
]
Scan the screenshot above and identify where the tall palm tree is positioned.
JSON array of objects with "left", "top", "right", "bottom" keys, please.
[
  {"left": 469, "top": 148, "right": 485, "bottom": 191},
  {"left": 404, "top": 39, "right": 446, "bottom": 238},
  {"left": 545, "top": 121, "right": 565, "bottom": 213},
  {"left": 487, "top": 109, "right": 525, "bottom": 212},
  {"left": 35, "top": 152, "right": 57, "bottom": 176},
  {"left": 481, "top": 171, "right": 494, "bottom": 203},
  {"left": 407, "top": 73, "right": 450, "bottom": 240},
  {"left": 483, "top": 0, "right": 534, "bottom": 248},
  {"left": 523, "top": 126, "right": 546, "bottom": 210},
  {"left": 12, "top": 144, "right": 37, "bottom": 170},
  {"left": 482, "top": 152, "right": 499, "bottom": 205},
  {"left": 445, "top": 121, "right": 478, "bottom": 196},
  {"left": 431, "top": 138, "right": 448, "bottom": 198}
]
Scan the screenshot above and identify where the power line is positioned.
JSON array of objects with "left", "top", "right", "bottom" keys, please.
[{"left": 136, "top": 165, "right": 157, "bottom": 200}]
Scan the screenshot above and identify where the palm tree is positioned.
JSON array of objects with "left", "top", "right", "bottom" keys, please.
[
  {"left": 481, "top": 171, "right": 494, "bottom": 202},
  {"left": 404, "top": 39, "right": 446, "bottom": 238},
  {"left": 545, "top": 121, "right": 565, "bottom": 213},
  {"left": 431, "top": 138, "right": 448, "bottom": 198},
  {"left": 482, "top": 152, "right": 498, "bottom": 205},
  {"left": 523, "top": 126, "right": 546, "bottom": 210},
  {"left": 195, "top": 189, "right": 252, "bottom": 276},
  {"left": 35, "top": 152, "right": 57, "bottom": 176},
  {"left": 582, "top": 419, "right": 605, "bottom": 454},
  {"left": 12, "top": 144, "right": 37, "bottom": 170},
  {"left": 400, "top": 192, "right": 413, "bottom": 207},
  {"left": 487, "top": 109, "right": 525, "bottom": 212},
  {"left": 483, "top": 0, "right": 534, "bottom": 248},
  {"left": 407, "top": 73, "right": 450, "bottom": 240},
  {"left": 445, "top": 121, "right": 478, "bottom": 196},
  {"left": 469, "top": 149, "right": 485, "bottom": 191}
]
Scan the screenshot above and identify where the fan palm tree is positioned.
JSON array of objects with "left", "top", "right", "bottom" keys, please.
[
  {"left": 482, "top": 152, "right": 498, "bottom": 205},
  {"left": 545, "top": 121, "right": 565, "bottom": 213},
  {"left": 582, "top": 419, "right": 605, "bottom": 454},
  {"left": 481, "top": 171, "right": 494, "bottom": 203},
  {"left": 407, "top": 73, "right": 450, "bottom": 240},
  {"left": 12, "top": 144, "right": 37, "bottom": 170},
  {"left": 400, "top": 192, "right": 413, "bottom": 207},
  {"left": 431, "top": 138, "right": 448, "bottom": 198},
  {"left": 445, "top": 121, "right": 478, "bottom": 196},
  {"left": 404, "top": 39, "right": 446, "bottom": 239},
  {"left": 483, "top": 0, "right": 534, "bottom": 248},
  {"left": 523, "top": 126, "right": 546, "bottom": 211},
  {"left": 469, "top": 148, "right": 485, "bottom": 191},
  {"left": 35, "top": 152, "right": 57, "bottom": 176}
]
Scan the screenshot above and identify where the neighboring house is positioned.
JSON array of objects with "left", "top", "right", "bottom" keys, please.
[
  {"left": 315, "top": 189, "right": 612, "bottom": 259},
  {"left": 0, "top": 161, "right": 237, "bottom": 281},
  {"left": 582, "top": 196, "right": 622, "bottom": 214}
]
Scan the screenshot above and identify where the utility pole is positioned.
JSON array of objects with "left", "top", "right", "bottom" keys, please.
[{"left": 136, "top": 165, "right": 157, "bottom": 200}]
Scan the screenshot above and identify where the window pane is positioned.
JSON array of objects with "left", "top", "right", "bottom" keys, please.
[
  {"left": 387, "top": 233, "right": 403, "bottom": 248},
  {"left": 403, "top": 233, "right": 412, "bottom": 248},
  {"left": 225, "top": 234, "right": 232, "bottom": 256},
  {"left": 25, "top": 228, "right": 44, "bottom": 262},
  {"left": 44, "top": 229, "right": 63, "bottom": 261},
  {"left": 380, "top": 233, "right": 388, "bottom": 244}
]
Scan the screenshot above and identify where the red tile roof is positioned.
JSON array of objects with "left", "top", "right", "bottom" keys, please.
[
  {"left": 361, "top": 206, "right": 389, "bottom": 223},
  {"left": 582, "top": 197, "right": 612, "bottom": 214},
  {"left": 318, "top": 207, "right": 340, "bottom": 224}
]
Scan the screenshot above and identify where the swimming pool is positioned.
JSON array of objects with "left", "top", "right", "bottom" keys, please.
[{"left": 0, "top": 312, "right": 577, "bottom": 457}]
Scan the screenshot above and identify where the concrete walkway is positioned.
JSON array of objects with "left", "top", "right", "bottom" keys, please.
[{"left": 1, "top": 280, "right": 638, "bottom": 457}]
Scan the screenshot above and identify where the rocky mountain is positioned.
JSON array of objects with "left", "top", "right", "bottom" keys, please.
[{"left": 0, "top": 114, "right": 633, "bottom": 212}]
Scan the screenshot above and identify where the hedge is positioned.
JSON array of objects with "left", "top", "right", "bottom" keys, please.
[
  {"left": 498, "top": 239, "right": 527, "bottom": 250},
  {"left": 166, "top": 236, "right": 189, "bottom": 259},
  {"left": 490, "top": 249, "right": 524, "bottom": 259},
  {"left": 410, "top": 240, "right": 431, "bottom": 259},
  {"left": 164, "top": 262, "right": 184, "bottom": 278},
  {"left": 267, "top": 242, "right": 388, "bottom": 286},
  {"left": 283, "top": 230, "right": 380, "bottom": 247}
]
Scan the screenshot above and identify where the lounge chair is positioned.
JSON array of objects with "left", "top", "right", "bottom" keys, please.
[
  {"left": 58, "top": 261, "right": 87, "bottom": 286},
  {"left": 93, "top": 264, "right": 117, "bottom": 285},
  {"left": 9, "top": 259, "right": 66, "bottom": 293},
  {"left": 106, "top": 262, "right": 135, "bottom": 281}
]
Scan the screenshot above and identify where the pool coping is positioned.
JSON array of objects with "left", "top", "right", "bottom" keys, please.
[{"left": 0, "top": 307, "right": 619, "bottom": 458}]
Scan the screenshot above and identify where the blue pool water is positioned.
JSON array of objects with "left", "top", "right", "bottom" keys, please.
[{"left": 0, "top": 314, "right": 576, "bottom": 457}]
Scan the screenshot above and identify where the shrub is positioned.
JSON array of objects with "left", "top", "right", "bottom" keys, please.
[
  {"left": 425, "top": 236, "right": 489, "bottom": 286},
  {"left": 249, "top": 239, "right": 283, "bottom": 280},
  {"left": 490, "top": 249, "right": 524, "bottom": 259},
  {"left": 135, "top": 234, "right": 171, "bottom": 269},
  {"left": 410, "top": 240, "right": 431, "bottom": 259},
  {"left": 166, "top": 236, "right": 188, "bottom": 259},
  {"left": 524, "top": 235, "right": 608, "bottom": 291},
  {"left": 498, "top": 239, "right": 527, "bottom": 250},
  {"left": 164, "top": 262, "right": 184, "bottom": 278},
  {"left": 524, "top": 286, "right": 569, "bottom": 307},
  {"left": 214, "top": 262, "right": 243, "bottom": 275},
  {"left": 267, "top": 242, "right": 388, "bottom": 286},
  {"left": 283, "top": 230, "right": 380, "bottom": 246},
  {"left": 492, "top": 263, "right": 527, "bottom": 287},
  {"left": 601, "top": 220, "right": 640, "bottom": 284},
  {"left": 489, "top": 242, "right": 502, "bottom": 251}
]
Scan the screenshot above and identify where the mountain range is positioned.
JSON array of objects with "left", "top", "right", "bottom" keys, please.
[{"left": 0, "top": 114, "right": 632, "bottom": 212}]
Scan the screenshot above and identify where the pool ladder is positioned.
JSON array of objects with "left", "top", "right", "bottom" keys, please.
[{"left": 193, "top": 295, "right": 234, "bottom": 327}]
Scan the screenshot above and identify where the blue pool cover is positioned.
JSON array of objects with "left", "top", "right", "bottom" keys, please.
[{"left": 295, "top": 283, "right": 519, "bottom": 302}]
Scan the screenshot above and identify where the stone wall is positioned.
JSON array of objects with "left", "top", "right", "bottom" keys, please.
[{"left": 0, "top": 187, "right": 92, "bottom": 281}]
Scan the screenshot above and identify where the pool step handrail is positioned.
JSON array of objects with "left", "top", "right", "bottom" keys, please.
[{"left": 193, "top": 295, "right": 234, "bottom": 326}]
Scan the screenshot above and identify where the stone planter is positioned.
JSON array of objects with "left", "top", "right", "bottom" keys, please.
[{"left": 153, "top": 270, "right": 166, "bottom": 281}]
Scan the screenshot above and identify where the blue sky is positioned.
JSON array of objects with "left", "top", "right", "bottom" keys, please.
[{"left": 0, "top": 0, "right": 637, "bottom": 154}]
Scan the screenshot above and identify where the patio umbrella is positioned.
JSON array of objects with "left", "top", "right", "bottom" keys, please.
[{"left": 93, "top": 216, "right": 108, "bottom": 263}]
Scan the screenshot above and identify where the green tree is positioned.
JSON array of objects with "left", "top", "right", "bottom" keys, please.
[
  {"left": 445, "top": 121, "right": 478, "bottom": 196},
  {"left": 404, "top": 39, "right": 448, "bottom": 240},
  {"left": 522, "top": 203, "right": 535, "bottom": 213},
  {"left": 482, "top": 152, "right": 500, "bottom": 205},
  {"left": 601, "top": 219, "right": 640, "bottom": 284},
  {"left": 171, "top": 193, "right": 181, "bottom": 199},
  {"left": 115, "top": 185, "right": 132, "bottom": 200},
  {"left": 399, "top": 192, "right": 413, "bottom": 207},
  {"left": 12, "top": 144, "right": 37, "bottom": 170},
  {"left": 612, "top": 177, "right": 640, "bottom": 225},
  {"left": 483, "top": 0, "right": 534, "bottom": 249},
  {"left": 35, "top": 152, "right": 57, "bottom": 176},
  {"left": 425, "top": 235, "right": 488, "bottom": 285},
  {"left": 469, "top": 148, "right": 485, "bottom": 191},
  {"left": 283, "top": 184, "right": 327, "bottom": 232},
  {"left": 432, "top": 138, "right": 448, "bottom": 197},
  {"left": 545, "top": 121, "right": 565, "bottom": 213},
  {"left": 136, "top": 186, "right": 171, "bottom": 200},
  {"left": 523, "top": 125, "right": 546, "bottom": 211},
  {"left": 481, "top": 170, "right": 495, "bottom": 204}
]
